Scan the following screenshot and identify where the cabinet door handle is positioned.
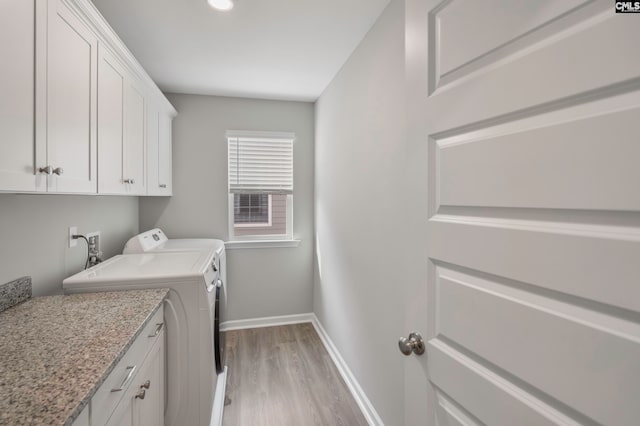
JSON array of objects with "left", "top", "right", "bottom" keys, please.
[
  {"left": 135, "top": 389, "right": 146, "bottom": 400},
  {"left": 124, "top": 179, "right": 135, "bottom": 184},
  {"left": 53, "top": 167, "right": 64, "bottom": 176},
  {"left": 148, "top": 322, "right": 164, "bottom": 337},
  {"left": 141, "top": 380, "right": 151, "bottom": 389},
  {"left": 159, "top": 184, "right": 167, "bottom": 188},
  {"left": 39, "top": 166, "right": 52, "bottom": 175},
  {"left": 111, "top": 365, "right": 136, "bottom": 392}
]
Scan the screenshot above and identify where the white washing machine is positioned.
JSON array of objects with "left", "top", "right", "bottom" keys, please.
[
  {"left": 63, "top": 249, "right": 220, "bottom": 426},
  {"left": 123, "top": 229, "right": 227, "bottom": 373},
  {"left": 123, "top": 229, "right": 228, "bottom": 424}
]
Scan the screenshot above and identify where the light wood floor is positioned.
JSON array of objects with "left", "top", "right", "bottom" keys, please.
[{"left": 222, "top": 323, "right": 368, "bottom": 426}]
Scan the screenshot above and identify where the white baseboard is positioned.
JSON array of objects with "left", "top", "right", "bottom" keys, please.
[
  {"left": 310, "top": 314, "right": 384, "bottom": 426},
  {"left": 220, "top": 312, "right": 383, "bottom": 426},
  {"left": 220, "top": 313, "right": 315, "bottom": 331}
]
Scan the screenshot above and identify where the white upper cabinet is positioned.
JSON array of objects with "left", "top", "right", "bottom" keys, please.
[
  {"left": 97, "top": 46, "right": 126, "bottom": 194},
  {"left": 146, "top": 102, "right": 174, "bottom": 196},
  {"left": 123, "top": 79, "right": 147, "bottom": 195},
  {"left": 98, "top": 46, "right": 147, "bottom": 195},
  {"left": 0, "top": 0, "right": 42, "bottom": 192},
  {"left": 42, "top": 0, "right": 98, "bottom": 193},
  {"left": 0, "top": 0, "right": 175, "bottom": 196},
  {"left": 158, "top": 112, "right": 173, "bottom": 195}
]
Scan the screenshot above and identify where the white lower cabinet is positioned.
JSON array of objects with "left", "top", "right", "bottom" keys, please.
[
  {"left": 107, "top": 329, "right": 165, "bottom": 426},
  {"left": 132, "top": 334, "right": 164, "bottom": 426},
  {"left": 88, "top": 306, "right": 165, "bottom": 426},
  {"left": 73, "top": 405, "right": 90, "bottom": 426}
]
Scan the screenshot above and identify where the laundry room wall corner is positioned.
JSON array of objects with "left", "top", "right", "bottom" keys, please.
[{"left": 139, "top": 94, "right": 315, "bottom": 321}]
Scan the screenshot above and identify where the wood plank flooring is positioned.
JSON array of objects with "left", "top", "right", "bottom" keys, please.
[{"left": 222, "top": 323, "right": 368, "bottom": 426}]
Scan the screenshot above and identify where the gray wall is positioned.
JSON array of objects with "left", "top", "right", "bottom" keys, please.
[
  {"left": 314, "top": 0, "right": 406, "bottom": 424},
  {"left": 0, "top": 195, "right": 138, "bottom": 296},
  {"left": 403, "top": 0, "right": 430, "bottom": 421},
  {"left": 139, "top": 94, "right": 315, "bottom": 321}
]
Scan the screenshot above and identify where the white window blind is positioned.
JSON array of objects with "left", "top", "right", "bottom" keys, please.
[{"left": 228, "top": 133, "right": 294, "bottom": 195}]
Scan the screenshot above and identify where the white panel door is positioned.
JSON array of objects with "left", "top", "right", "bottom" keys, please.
[
  {"left": 46, "top": 0, "right": 97, "bottom": 193},
  {"left": 123, "top": 79, "right": 146, "bottom": 195},
  {"left": 404, "top": 1, "right": 640, "bottom": 425},
  {"left": 97, "top": 46, "right": 126, "bottom": 194},
  {"left": 0, "top": 0, "right": 43, "bottom": 192}
]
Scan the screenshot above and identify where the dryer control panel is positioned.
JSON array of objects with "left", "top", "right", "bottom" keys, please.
[{"left": 123, "top": 229, "right": 168, "bottom": 254}]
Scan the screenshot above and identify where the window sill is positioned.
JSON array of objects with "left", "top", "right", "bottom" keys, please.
[{"left": 224, "top": 239, "right": 301, "bottom": 250}]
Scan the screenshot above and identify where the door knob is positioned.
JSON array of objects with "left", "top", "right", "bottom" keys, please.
[
  {"left": 398, "top": 332, "right": 425, "bottom": 356},
  {"left": 159, "top": 184, "right": 167, "bottom": 188},
  {"left": 53, "top": 167, "right": 64, "bottom": 176},
  {"left": 124, "top": 179, "right": 135, "bottom": 184},
  {"left": 135, "top": 389, "right": 146, "bottom": 400}
]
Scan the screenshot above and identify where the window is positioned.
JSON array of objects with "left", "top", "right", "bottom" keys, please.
[
  {"left": 228, "top": 131, "right": 294, "bottom": 241},
  {"left": 234, "top": 194, "right": 271, "bottom": 227}
]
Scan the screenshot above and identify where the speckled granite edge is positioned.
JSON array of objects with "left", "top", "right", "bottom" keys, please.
[
  {"left": 0, "top": 276, "right": 32, "bottom": 313},
  {"left": 64, "top": 293, "right": 168, "bottom": 425}
]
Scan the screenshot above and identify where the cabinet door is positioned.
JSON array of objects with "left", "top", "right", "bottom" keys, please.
[
  {"left": 0, "top": 0, "right": 43, "bottom": 192},
  {"left": 107, "top": 331, "right": 165, "bottom": 426},
  {"left": 157, "top": 111, "right": 173, "bottom": 195},
  {"left": 123, "top": 80, "right": 146, "bottom": 195},
  {"left": 133, "top": 330, "right": 165, "bottom": 426},
  {"left": 97, "top": 46, "right": 126, "bottom": 194},
  {"left": 45, "top": 0, "right": 98, "bottom": 193},
  {"left": 72, "top": 404, "right": 90, "bottom": 426},
  {"left": 146, "top": 105, "right": 172, "bottom": 196},
  {"left": 145, "top": 104, "right": 160, "bottom": 196},
  {"left": 106, "top": 395, "right": 134, "bottom": 426}
]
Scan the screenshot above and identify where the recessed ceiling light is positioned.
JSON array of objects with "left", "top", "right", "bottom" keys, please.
[{"left": 208, "top": 0, "right": 234, "bottom": 11}]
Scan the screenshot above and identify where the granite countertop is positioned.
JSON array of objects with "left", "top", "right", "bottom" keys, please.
[{"left": 0, "top": 289, "right": 169, "bottom": 425}]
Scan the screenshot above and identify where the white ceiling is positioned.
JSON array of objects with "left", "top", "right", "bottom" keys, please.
[{"left": 91, "top": 0, "right": 391, "bottom": 102}]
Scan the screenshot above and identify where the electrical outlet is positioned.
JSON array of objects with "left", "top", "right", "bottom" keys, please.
[
  {"left": 69, "top": 226, "right": 78, "bottom": 248},
  {"left": 86, "top": 231, "right": 101, "bottom": 257}
]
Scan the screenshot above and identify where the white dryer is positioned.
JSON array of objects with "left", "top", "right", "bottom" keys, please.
[
  {"left": 123, "top": 228, "right": 227, "bottom": 374},
  {"left": 124, "top": 228, "right": 224, "bottom": 256},
  {"left": 63, "top": 249, "right": 220, "bottom": 426},
  {"left": 123, "top": 229, "right": 228, "bottom": 425}
]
